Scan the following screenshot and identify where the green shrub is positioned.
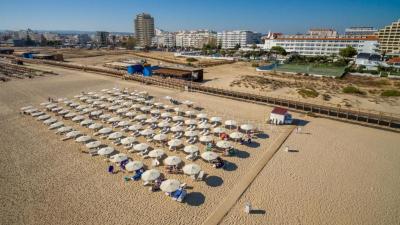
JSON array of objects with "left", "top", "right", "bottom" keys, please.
[
  {"left": 186, "top": 57, "right": 198, "bottom": 62},
  {"left": 381, "top": 90, "right": 400, "bottom": 97},
  {"left": 342, "top": 86, "right": 366, "bottom": 95},
  {"left": 251, "top": 62, "right": 259, "bottom": 67},
  {"left": 298, "top": 88, "right": 319, "bottom": 98}
]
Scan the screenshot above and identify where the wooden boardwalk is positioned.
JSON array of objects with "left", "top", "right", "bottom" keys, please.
[{"left": 202, "top": 126, "right": 295, "bottom": 225}]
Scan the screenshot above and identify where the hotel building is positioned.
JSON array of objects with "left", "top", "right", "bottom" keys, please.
[
  {"left": 376, "top": 19, "right": 400, "bottom": 53},
  {"left": 217, "top": 30, "right": 261, "bottom": 49}
]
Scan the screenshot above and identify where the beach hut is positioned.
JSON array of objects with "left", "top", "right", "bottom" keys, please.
[{"left": 269, "top": 107, "right": 293, "bottom": 125}]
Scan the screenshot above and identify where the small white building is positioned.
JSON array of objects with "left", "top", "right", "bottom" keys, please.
[{"left": 269, "top": 107, "right": 292, "bottom": 125}]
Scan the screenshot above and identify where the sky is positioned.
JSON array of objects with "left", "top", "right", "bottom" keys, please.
[{"left": 0, "top": 0, "right": 399, "bottom": 34}]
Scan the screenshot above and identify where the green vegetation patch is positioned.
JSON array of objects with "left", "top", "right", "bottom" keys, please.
[
  {"left": 186, "top": 57, "right": 198, "bottom": 62},
  {"left": 298, "top": 88, "right": 319, "bottom": 98},
  {"left": 342, "top": 86, "right": 366, "bottom": 95},
  {"left": 381, "top": 89, "right": 400, "bottom": 97}
]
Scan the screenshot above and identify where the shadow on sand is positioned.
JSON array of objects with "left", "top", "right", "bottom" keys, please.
[
  {"left": 235, "top": 149, "right": 250, "bottom": 159},
  {"left": 205, "top": 175, "right": 223, "bottom": 187},
  {"left": 256, "top": 133, "right": 269, "bottom": 139},
  {"left": 223, "top": 161, "right": 237, "bottom": 171},
  {"left": 185, "top": 192, "right": 205, "bottom": 206},
  {"left": 244, "top": 141, "right": 260, "bottom": 148}
]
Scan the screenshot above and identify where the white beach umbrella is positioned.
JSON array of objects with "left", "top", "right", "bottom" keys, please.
[
  {"left": 216, "top": 140, "right": 232, "bottom": 149},
  {"left": 72, "top": 115, "right": 85, "bottom": 122},
  {"left": 160, "top": 179, "right": 181, "bottom": 193},
  {"left": 123, "top": 101, "right": 133, "bottom": 107},
  {"left": 140, "top": 129, "right": 154, "bottom": 136},
  {"left": 183, "top": 100, "right": 193, "bottom": 106},
  {"left": 125, "top": 111, "right": 136, "bottom": 118},
  {"left": 39, "top": 102, "right": 51, "bottom": 106},
  {"left": 24, "top": 108, "right": 39, "bottom": 114},
  {"left": 213, "top": 127, "right": 227, "bottom": 134},
  {"left": 58, "top": 109, "right": 70, "bottom": 115},
  {"left": 185, "top": 130, "right": 198, "bottom": 137},
  {"left": 76, "top": 135, "right": 92, "bottom": 143},
  {"left": 198, "top": 123, "right": 211, "bottom": 129},
  {"left": 65, "top": 130, "right": 82, "bottom": 139},
  {"left": 98, "top": 146, "right": 114, "bottom": 156},
  {"left": 69, "top": 102, "right": 79, "bottom": 108},
  {"left": 99, "top": 114, "right": 112, "bottom": 120},
  {"left": 85, "top": 140, "right": 102, "bottom": 149},
  {"left": 80, "top": 119, "right": 94, "bottom": 126},
  {"left": 185, "top": 110, "right": 195, "bottom": 117},
  {"left": 141, "top": 169, "right": 161, "bottom": 181},
  {"left": 37, "top": 114, "right": 51, "bottom": 121},
  {"left": 90, "top": 110, "right": 103, "bottom": 117},
  {"left": 140, "top": 106, "right": 151, "bottom": 112},
  {"left": 158, "top": 121, "right": 170, "bottom": 128},
  {"left": 200, "top": 135, "right": 213, "bottom": 143},
  {"left": 183, "top": 145, "right": 199, "bottom": 154},
  {"left": 89, "top": 123, "right": 103, "bottom": 130},
  {"left": 240, "top": 124, "right": 254, "bottom": 132},
  {"left": 64, "top": 112, "right": 77, "bottom": 119},
  {"left": 172, "top": 116, "right": 184, "bottom": 122},
  {"left": 121, "top": 136, "right": 136, "bottom": 145},
  {"left": 150, "top": 109, "right": 160, "bottom": 115},
  {"left": 31, "top": 111, "right": 45, "bottom": 117},
  {"left": 43, "top": 118, "right": 57, "bottom": 125},
  {"left": 125, "top": 161, "right": 144, "bottom": 172},
  {"left": 98, "top": 127, "right": 113, "bottom": 134},
  {"left": 108, "top": 132, "right": 123, "bottom": 140},
  {"left": 164, "top": 96, "right": 172, "bottom": 100},
  {"left": 49, "top": 122, "right": 64, "bottom": 130},
  {"left": 201, "top": 151, "right": 218, "bottom": 161},
  {"left": 168, "top": 139, "right": 182, "bottom": 147},
  {"left": 171, "top": 126, "right": 184, "bottom": 132},
  {"left": 133, "top": 143, "right": 150, "bottom": 152},
  {"left": 131, "top": 104, "right": 142, "bottom": 109},
  {"left": 51, "top": 107, "right": 63, "bottom": 113},
  {"left": 161, "top": 112, "right": 172, "bottom": 118},
  {"left": 153, "top": 133, "right": 168, "bottom": 141},
  {"left": 164, "top": 156, "right": 182, "bottom": 166},
  {"left": 154, "top": 102, "right": 164, "bottom": 108},
  {"left": 148, "top": 149, "right": 165, "bottom": 158},
  {"left": 128, "top": 124, "right": 142, "bottom": 131},
  {"left": 57, "top": 126, "right": 73, "bottom": 134},
  {"left": 183, "top": 164, "right": 201, "bottom": 175},
  {"left": 20, "top": 105, "right": 34, "bottom": 111},
  {"left": 116, "top": 108, "right": 129, "bottom": 114},
  {"left": 110, "top": 153, "right": 128, "bottom": 163},
  {"left": 185, "top": 119, "right": 197, "bottom": 125},
  {"left": 210, "top": 116, "right": 222, "bottom": 123},
  {"left": 108, "top": 117, "right": 121, "bottom": 123},
  {"left": 117, "top": 120, "right": 130, "bottom": 127},
  {"left": 144, "top": 100, "right": 154, "bottom": 105},
  {"left": 174, "top": 107, "right": 182, "bottom": 113},
  {"left": 229, "top": 132, "right": 244, "bottom": 140},
  {"left": 76, "top": 105, "right": 88, "bottom": 110},
  {"left": 46, "top": 104, "right": 57, "bottom": 109},
  {"left": 134, "top": 114, "right": 147, "bottom": 121},
  {"left": 196, "top": 113, "right": 208, "bottom": 119},
  {"left": 225, "top": 120, "right": 237, "bottom": 127},
  {"left": 145, "top": 117, "right": 158, "bottom": 124},
  {"left": 163, "top": 105, "right": 172, "bottom": 111}
]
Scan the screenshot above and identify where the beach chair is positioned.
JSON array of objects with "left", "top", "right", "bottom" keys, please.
[
  {"left": 196, "top": 171, "right": 205, "bottom": 181},
  {"left": 176, "top": 190, "right": 187, "bottom": 203}
]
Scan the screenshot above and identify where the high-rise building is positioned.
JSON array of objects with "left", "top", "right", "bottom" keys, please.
[
  {"left": 134, "top": 13, "right": 155, "bottom": 47},
  {"left": 345, "top": 27, "right": 377, "bottom": 36},
  {"left": 95, "top": 31, "right": 109, "bottom": 46},
  {"left": 377, "top": 19, "right": 400, "bottom": 53},
  {"left": 217, "top": 30, "right": 261, "bottom": 49}
]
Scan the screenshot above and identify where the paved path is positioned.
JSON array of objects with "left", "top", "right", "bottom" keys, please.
[{"left": 202, "top": 125, "right": 296, "bottom": 225}]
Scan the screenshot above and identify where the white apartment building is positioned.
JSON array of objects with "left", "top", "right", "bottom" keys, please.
[
  {"left": 263, "top": 31, "right": 379, "bottom": 56},
  {"left": 175, "top": 30, "right": 217, "bottom": 49},
  {"left": 152, "top": 32, "right": 176, "bottom": 48},
  {"left": 217, "top": 30, "right": 261, "bottom": 49}
]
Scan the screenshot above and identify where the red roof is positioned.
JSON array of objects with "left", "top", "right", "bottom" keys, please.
[
  {"left": 387, "top": 57, "right": 400, "bottom": 64},
  {"left": 271, "top": 107, "right": 288, "bottom": 115}
]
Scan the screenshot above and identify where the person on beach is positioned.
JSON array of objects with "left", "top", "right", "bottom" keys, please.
[{"left": 108, "top": 165, "right": 114, "bottom": 174}]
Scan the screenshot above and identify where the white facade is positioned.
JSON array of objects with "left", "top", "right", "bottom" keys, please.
[
  {"left": 263, "top": 34, "right": 379, "bottom": 56},
  {"left": 175, "top": 30, "right": 217, "bottom": 49},
  {"left": 217, "top": 30, "right": 261, "bottom": 49},
  {"left": 152, "top": 32, "right": 175, "bottom": 48}
]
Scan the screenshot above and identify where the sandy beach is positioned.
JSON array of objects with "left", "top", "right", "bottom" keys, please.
[{"left": 1, "top": 64, "right": 399, "bottom": 225}]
